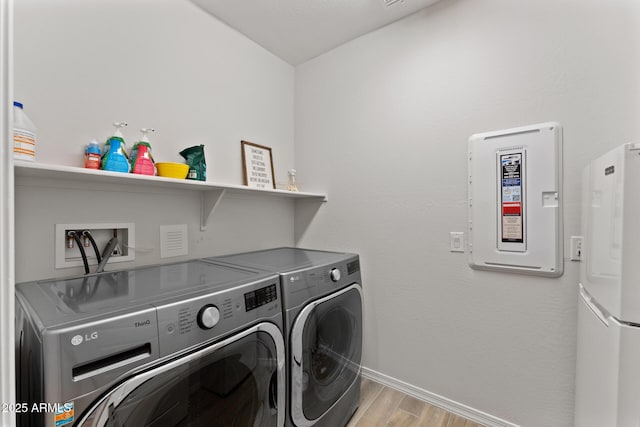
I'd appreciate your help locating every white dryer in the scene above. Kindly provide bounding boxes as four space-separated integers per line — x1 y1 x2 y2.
211 248 363 427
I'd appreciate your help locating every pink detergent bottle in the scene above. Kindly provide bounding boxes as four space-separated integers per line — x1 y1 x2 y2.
130 128 156 176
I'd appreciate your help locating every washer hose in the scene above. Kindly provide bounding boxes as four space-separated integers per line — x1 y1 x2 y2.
82 230 102 264
69 231 89 275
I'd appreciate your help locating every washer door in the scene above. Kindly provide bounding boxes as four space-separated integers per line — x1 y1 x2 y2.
77 322 285 427
290 284 363 426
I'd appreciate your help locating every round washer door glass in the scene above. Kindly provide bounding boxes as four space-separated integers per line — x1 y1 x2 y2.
78 327 283 427
301 286 362 420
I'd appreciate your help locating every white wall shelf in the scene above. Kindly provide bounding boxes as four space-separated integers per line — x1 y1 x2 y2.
15 161 327 230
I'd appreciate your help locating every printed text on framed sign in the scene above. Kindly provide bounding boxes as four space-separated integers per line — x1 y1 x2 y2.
241 140 275 189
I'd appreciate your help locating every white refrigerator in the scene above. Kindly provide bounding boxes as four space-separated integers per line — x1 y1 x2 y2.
575 143 640 427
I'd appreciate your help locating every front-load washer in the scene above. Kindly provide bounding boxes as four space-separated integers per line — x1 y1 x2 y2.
210 248 363 427
15 259 285 427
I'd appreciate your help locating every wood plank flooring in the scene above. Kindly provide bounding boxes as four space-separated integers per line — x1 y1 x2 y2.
346 377 485 427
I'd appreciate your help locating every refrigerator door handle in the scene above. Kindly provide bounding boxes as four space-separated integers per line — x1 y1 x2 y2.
580 286 610 327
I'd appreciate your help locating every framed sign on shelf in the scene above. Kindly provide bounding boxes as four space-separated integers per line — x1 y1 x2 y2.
241 140 275 189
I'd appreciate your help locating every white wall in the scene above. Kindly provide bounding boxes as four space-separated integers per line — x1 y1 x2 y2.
12 0 640 424
295 0 640 426
14 0 297 281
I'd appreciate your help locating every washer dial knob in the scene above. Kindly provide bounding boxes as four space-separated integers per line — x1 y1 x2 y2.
197 305 220 330
330 268 341 282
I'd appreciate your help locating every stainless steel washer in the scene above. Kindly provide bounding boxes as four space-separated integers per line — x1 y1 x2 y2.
210 248 363 427
15 260 285 427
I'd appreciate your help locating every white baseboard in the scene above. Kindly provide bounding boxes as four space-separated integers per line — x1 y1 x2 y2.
360 366 520 427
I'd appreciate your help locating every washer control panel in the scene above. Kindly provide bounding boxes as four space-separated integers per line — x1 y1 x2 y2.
197 304 220 329
244 283 277 312
156 275 280 357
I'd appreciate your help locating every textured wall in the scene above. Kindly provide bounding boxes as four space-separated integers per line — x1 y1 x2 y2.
294 0 640 425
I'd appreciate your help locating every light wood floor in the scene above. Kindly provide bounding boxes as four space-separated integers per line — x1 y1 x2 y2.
346 377 486 427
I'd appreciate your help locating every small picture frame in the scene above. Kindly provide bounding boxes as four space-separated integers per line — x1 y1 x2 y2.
241 140 276 189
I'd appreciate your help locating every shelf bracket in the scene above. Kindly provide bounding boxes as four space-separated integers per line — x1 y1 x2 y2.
200 189 226 231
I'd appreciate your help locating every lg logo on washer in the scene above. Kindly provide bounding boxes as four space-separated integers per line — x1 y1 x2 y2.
71 331 99 346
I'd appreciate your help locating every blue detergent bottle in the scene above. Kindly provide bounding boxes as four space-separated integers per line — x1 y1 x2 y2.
101 122 130 173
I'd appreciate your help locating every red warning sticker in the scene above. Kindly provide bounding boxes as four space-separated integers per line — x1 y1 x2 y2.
502 202 521 216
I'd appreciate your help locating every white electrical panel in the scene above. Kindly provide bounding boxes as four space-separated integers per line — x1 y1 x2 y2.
467 122 563 276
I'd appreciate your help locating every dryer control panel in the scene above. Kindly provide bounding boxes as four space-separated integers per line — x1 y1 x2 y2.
280 255 362 310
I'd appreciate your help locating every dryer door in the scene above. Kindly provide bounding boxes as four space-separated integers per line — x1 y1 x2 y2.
290 284 363 426
76 322 285 427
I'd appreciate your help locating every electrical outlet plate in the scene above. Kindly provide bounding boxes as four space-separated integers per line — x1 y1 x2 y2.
570 235 584 261
450 232 465 253
55 223 135 269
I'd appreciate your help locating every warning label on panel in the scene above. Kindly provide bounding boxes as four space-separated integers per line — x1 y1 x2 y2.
500 153 523 243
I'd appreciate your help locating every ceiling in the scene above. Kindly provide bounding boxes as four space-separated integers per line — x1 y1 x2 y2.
191 0 441 65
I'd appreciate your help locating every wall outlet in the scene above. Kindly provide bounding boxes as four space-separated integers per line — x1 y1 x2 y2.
450 232 465 253
570 236 584 261
55 223 135 269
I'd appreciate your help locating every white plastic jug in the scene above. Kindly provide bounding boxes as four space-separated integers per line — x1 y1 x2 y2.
13 101 36 161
